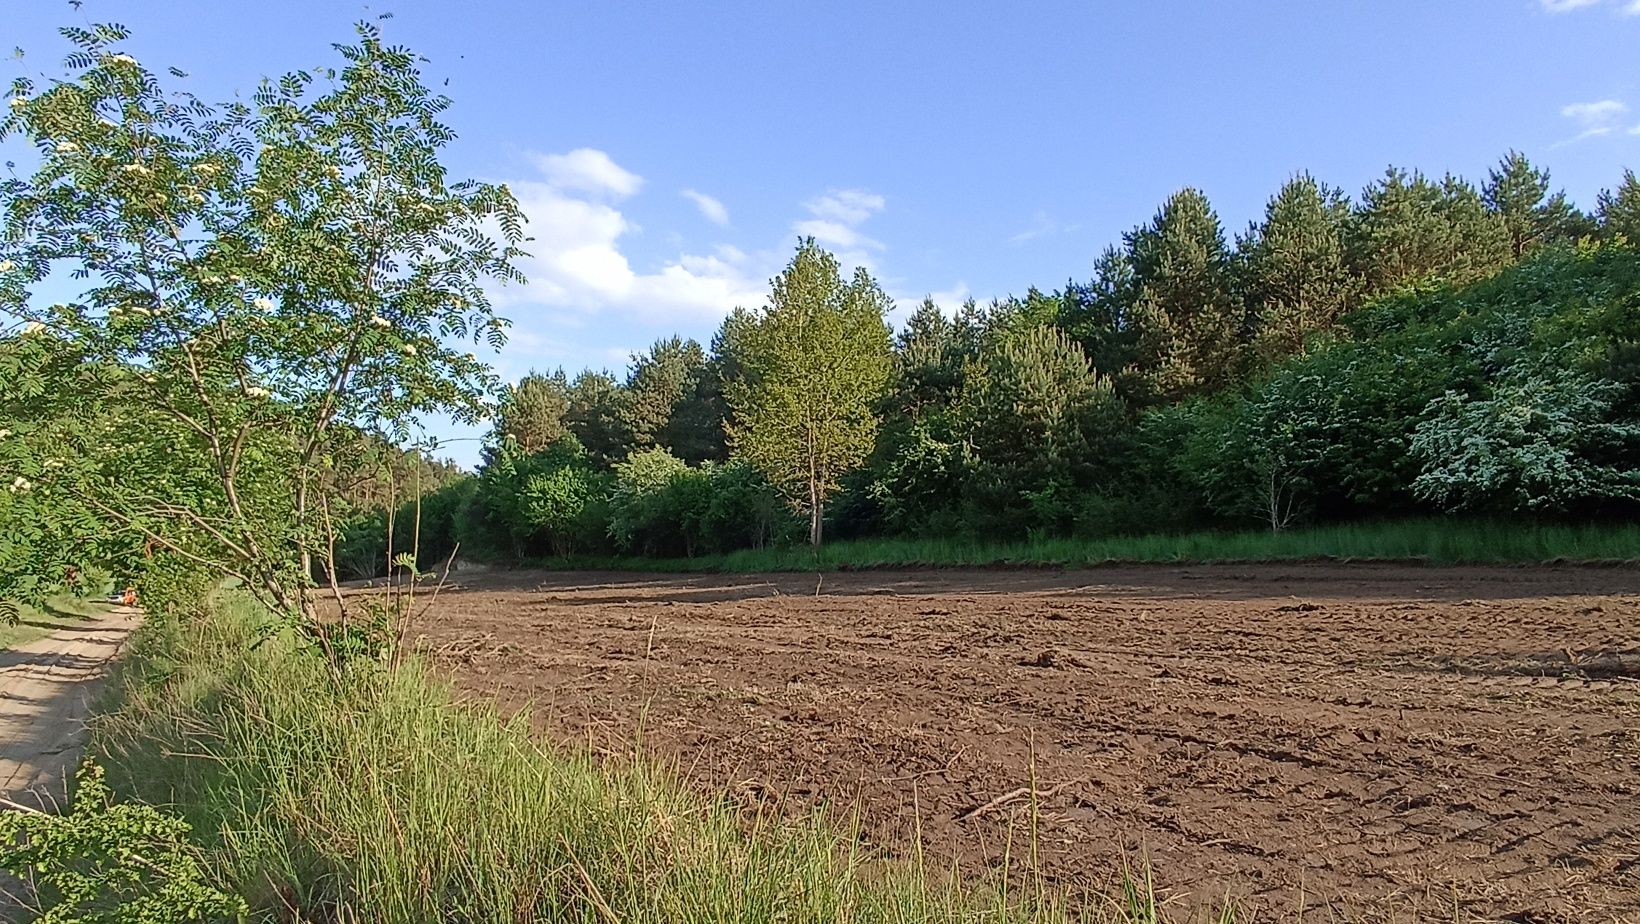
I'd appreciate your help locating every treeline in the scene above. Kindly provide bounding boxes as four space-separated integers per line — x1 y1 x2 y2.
345 156 1640 572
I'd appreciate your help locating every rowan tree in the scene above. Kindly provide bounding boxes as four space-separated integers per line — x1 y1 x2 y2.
0 21 525 622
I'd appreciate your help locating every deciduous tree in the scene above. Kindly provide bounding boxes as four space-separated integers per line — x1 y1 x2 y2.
727 240 891 547
0 22 524 622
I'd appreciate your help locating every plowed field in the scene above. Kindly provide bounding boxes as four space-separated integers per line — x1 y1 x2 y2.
412 565 1640 921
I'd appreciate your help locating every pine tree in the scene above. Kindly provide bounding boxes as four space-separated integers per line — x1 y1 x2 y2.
961 325 1116 476
1123 188 1241 402
619 337 714 460
894 297 968 417
563 370 626 466
1598 169 1640 243
1484 151 1580 258
726 240 893 547
1349 167 1450 294
1434 173 1512 282
1059 247 1140 380
495 370 570 454
1236 173 1355 364
1350 167 1511 296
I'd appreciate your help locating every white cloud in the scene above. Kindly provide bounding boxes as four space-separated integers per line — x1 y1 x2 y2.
491 162 914 372
790 188 887 272
1562 99 1628 126
1556 99 1630 145
494 152 767 332
1630 123 1640 135
680 189 730 226
792 218 882 252
1006 210 1080 246
804 189 885 225
531 148 643 198
1541 0 1640 12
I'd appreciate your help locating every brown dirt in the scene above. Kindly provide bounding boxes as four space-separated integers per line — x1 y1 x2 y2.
410 565 1640 922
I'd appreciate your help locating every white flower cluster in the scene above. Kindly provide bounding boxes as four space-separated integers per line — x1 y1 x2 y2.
245 386 271 399
0 260 14 273
7 97 26 110
55 141 79 154
9 476 32 494
252 298 276 312
369 315 391 329
120 163 152 176
21 321 44 335
0 429 11 439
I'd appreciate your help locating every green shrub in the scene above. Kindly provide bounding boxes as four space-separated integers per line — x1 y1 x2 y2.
0 761 246 923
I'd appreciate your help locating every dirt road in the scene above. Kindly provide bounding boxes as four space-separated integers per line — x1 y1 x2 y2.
0 606 139 808
414 565 1640 922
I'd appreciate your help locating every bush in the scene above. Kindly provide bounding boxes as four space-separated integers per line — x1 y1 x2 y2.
0 761 246 922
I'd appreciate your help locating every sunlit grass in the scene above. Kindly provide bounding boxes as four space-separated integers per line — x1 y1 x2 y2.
0 595 105 651
536 518 1640 573
92 597 1098 923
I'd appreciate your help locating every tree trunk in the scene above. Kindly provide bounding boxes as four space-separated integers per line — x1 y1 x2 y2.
808 481 823 548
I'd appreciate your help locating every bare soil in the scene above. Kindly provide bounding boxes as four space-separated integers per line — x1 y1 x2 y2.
410 565 1640 922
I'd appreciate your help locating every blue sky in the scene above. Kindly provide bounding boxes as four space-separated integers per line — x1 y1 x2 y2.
9 0 1640 465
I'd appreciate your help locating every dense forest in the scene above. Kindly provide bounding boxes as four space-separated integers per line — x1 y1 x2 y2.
352 156 1640 573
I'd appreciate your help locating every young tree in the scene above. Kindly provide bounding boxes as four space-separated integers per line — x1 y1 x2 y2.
960 324 1120 483
727 240 891 547
1484 151 1581 259
0 22 524 622
1236 173 1355 363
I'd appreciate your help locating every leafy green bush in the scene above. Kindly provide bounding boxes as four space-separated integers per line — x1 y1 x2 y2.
0 761 246 923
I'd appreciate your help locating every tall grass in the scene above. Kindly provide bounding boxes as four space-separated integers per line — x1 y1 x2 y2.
91 596 1103 923
542 518 1640 573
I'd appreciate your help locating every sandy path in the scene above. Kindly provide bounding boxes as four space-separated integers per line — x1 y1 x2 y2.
0 605 139 919
0 606 140 809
